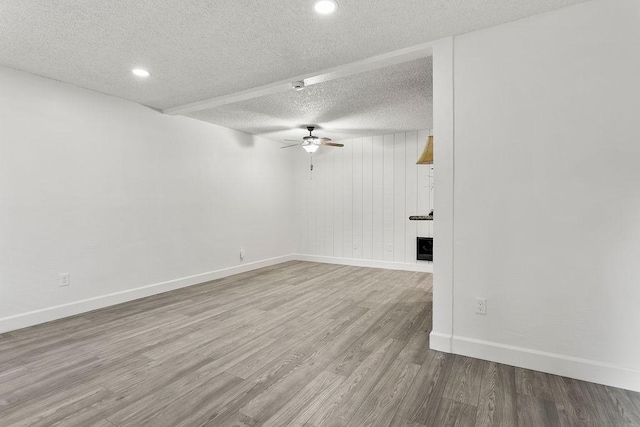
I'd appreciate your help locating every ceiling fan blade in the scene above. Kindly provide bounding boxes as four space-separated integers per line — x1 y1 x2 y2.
319 137 332 142
284 139 300 142
321 142 344 147
281 143 301 149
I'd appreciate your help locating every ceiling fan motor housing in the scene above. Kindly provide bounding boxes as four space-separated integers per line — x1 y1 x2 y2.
303 127 319 144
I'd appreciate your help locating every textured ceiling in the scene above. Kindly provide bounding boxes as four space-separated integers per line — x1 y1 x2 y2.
0 0 590 111
187 57 433 143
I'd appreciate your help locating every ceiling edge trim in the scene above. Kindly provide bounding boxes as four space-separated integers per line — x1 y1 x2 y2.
162 41 433 116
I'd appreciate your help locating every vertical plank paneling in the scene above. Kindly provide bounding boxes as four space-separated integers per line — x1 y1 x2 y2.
417 130 430 239
428 131 434 238
333 147 343 257
362 137 373 259
308 151 317 255
393 133 406 263
295 130 430 266
372 135 384 260
352 138 363 258
297 151 308 254
314 152 324 255
342 139 354 259
383 134 395 262
405 131 418 263
324 150 334 257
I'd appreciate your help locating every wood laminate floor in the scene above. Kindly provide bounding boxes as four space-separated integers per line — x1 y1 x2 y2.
1 261 639 426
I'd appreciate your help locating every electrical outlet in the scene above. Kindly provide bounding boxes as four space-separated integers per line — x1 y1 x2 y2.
59 273 70 287
239 247 245 261
475 298 487 314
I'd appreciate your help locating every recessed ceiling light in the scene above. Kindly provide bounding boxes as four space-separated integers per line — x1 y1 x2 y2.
131 68 151 78
313 0 337 15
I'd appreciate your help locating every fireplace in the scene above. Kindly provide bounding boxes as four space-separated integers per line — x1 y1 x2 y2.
417 237 433 261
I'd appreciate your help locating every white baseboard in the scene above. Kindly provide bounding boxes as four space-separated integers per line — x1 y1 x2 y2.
429 331 453 352
294 254 433 273
0 255 294 334
0 254 428 334
452 335 640 393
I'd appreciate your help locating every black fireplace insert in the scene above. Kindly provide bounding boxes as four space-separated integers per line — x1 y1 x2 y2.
417 237 433 261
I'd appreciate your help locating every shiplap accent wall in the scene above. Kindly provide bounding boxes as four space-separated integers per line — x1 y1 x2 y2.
294 130 433 270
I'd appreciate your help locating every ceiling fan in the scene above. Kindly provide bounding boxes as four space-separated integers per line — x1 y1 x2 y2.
281 126 344 153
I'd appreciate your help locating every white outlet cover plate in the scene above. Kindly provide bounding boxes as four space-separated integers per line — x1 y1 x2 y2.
59 273 70 287
475 298 487 314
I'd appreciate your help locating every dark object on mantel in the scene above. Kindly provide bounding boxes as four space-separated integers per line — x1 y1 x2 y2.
409 210 433 221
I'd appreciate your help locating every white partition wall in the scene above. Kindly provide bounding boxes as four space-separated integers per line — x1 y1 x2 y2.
430 0 640 392
430 37 455 353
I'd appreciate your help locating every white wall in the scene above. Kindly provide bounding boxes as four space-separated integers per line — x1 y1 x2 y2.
294 131 433 272
0 66 295 332
431 0 640 391
431 38 455 353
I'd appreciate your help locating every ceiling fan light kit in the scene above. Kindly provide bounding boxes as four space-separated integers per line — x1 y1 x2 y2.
303 143 319 153
280 126 344 153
